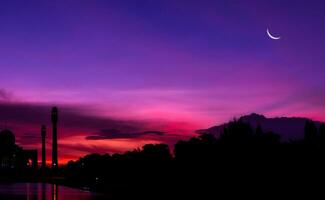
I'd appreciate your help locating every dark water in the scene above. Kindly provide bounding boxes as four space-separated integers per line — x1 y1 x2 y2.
0 183 103 200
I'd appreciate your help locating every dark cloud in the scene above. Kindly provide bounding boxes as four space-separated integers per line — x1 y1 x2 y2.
0 102 56 124
20 133 41 139
15 133 46 147
59 143 122 155
85 129 165 140
0 101 149 138
0 89 12 100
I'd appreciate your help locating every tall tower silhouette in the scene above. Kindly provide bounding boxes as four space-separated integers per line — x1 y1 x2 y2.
41 125 46 168
51 107 58 169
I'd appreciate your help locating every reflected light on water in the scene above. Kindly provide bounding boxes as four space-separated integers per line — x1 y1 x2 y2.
0 183 102 200
52 184 57 200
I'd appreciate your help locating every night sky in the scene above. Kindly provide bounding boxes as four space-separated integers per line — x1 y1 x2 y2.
0 0 325 163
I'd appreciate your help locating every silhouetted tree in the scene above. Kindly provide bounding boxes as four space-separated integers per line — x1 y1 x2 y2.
141 144 172 161
320 123 325 146
261 131 281 145
304 120 318 145
256 124 263 136
220 119 254 145
174 134 218 162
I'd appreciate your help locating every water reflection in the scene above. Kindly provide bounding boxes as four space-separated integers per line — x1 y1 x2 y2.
42 183 46 200
51 184 57 200
0 183 102 200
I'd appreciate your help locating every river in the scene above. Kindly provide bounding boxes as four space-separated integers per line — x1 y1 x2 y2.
0 183 104 200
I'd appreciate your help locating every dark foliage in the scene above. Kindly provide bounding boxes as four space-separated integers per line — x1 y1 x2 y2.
2 119 325 198
57 119 325 198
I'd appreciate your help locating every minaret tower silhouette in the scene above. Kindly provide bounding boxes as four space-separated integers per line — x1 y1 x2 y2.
51 107 58 169
41 125 46 168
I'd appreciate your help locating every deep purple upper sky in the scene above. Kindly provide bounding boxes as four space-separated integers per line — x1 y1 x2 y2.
0 0 325 162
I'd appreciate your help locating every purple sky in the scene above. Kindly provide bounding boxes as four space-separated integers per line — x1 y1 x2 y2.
0 0 325 162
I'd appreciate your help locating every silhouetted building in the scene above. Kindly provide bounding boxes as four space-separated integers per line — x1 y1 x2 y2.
0 129 37 169
41 125 46 168
51 107 58 169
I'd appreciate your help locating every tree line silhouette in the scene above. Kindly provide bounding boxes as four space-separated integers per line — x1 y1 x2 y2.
0 118 323 197
59 119 325 198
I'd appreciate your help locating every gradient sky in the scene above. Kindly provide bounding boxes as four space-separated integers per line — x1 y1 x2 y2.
0 0 325 163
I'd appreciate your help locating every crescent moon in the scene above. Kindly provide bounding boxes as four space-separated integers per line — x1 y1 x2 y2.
266 28 281 40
